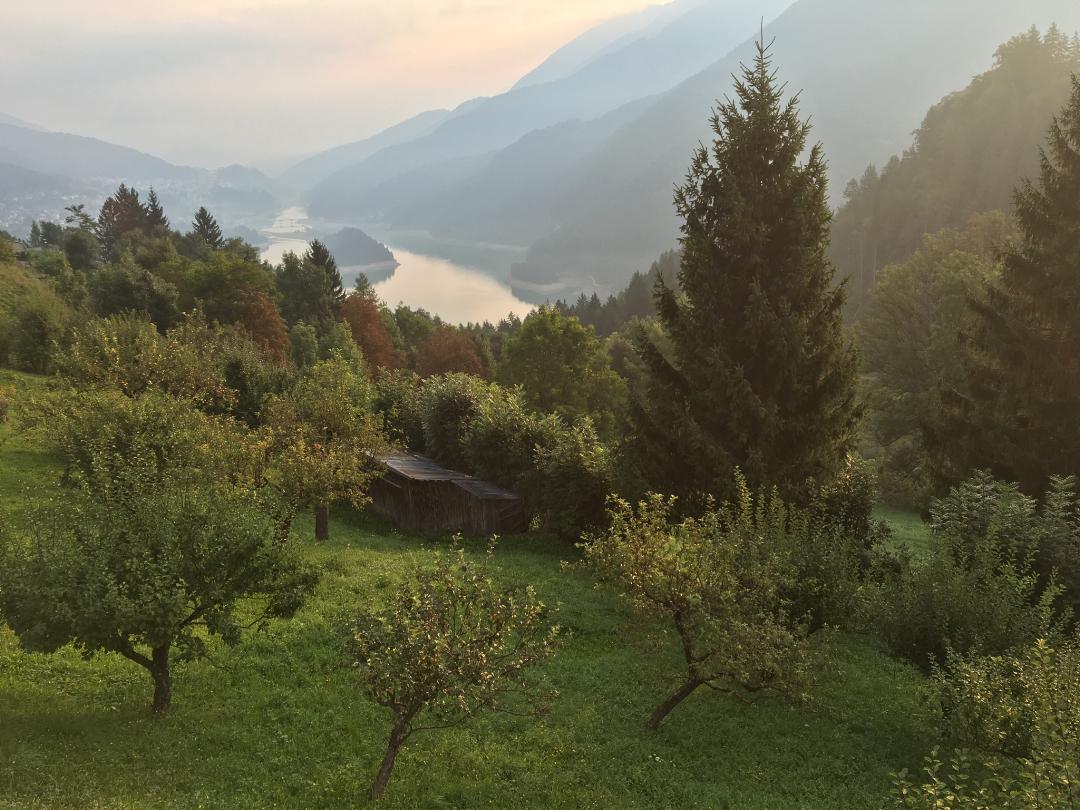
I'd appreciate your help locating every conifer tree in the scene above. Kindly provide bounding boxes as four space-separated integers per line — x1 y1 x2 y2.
304 239 345 308
97 184 148 261
929 77 1080 494
145 188 169 230
632 39 860 501
191 206 224 249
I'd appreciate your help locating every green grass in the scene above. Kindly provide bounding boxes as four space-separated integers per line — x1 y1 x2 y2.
0 382 937 808
874 505 933 556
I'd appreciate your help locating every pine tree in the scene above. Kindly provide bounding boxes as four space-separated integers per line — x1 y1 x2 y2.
191 206 224 249
29 221 42 248
929 77 1080 494
145 188 169 230
632 38 860 502
96 183 148 260
304 239 345 307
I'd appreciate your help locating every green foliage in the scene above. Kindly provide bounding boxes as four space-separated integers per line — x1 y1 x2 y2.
89 259 180 330
858 213 1016 510
866 474 1064 671
929 471 1080 612
633 41 859 503
0 281 75 373
419 373 491 471
275 251 337 326
351 544 560 799
373 369 427 450
0 472 317 713
498 306 627 438
930 73 1080 495
288 320 319 369
262 355 388 539
528 418 615 537
893 636 1080 809
17 386 266 497
583 479 810 729
57 312 236 411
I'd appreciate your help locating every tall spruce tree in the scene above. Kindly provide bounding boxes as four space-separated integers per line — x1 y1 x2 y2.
928 77 1080 494
632 39 860 501
145 188 169 230
192 206 224 249
304 239 345 308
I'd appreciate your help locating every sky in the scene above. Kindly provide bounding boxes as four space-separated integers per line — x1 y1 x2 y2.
2 0 655 169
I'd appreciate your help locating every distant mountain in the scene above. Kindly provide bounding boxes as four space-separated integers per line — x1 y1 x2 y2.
388 95 659 246
509 0 1080 300
0 122 195 182
512 2 687 90
307 0 792 221
282 107 471 192
0 113 43 131
0 162 74 195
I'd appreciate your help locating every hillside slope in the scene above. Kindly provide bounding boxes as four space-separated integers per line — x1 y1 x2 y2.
832 28 1080 311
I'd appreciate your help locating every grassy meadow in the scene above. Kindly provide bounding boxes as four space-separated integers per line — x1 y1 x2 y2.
0 372 938 809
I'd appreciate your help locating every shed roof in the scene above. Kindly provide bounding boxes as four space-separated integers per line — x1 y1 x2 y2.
380 453 521 501
381 453 472 482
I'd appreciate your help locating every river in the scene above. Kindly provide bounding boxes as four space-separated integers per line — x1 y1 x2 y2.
260 207 534 325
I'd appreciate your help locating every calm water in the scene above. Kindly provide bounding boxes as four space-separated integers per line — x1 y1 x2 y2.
260 207 534 325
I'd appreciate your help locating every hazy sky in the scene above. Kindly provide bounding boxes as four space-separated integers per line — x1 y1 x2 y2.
1 0 656 168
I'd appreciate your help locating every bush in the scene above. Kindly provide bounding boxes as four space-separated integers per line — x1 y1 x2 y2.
893 635 1080 808
4 284 75 373
931 471 1080 609
815 453 881 543
867 528 1058 672
530 418 615 537
373 369 427 451
419 373 492 471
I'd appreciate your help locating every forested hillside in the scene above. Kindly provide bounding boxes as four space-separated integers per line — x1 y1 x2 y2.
835 27 1080 312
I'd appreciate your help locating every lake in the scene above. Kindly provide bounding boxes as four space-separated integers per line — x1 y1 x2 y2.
260 207 535 325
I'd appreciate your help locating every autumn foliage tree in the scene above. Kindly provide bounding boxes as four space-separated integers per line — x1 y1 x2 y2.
340 293 403 370
235 286 289 363
350 545 561 800
416 326 484 377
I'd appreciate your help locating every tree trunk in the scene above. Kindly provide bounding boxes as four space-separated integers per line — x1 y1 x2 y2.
646 679 701 730
150 644 172 714
370 721 409 801
315 503 330 542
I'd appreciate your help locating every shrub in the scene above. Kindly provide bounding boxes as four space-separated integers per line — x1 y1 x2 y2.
866 528 1057 672
816 453 880 543
893 635 1080 808
373 369 427 451
530 418 615 537
350 545 560 799
419 373 491 471
5 284 74 373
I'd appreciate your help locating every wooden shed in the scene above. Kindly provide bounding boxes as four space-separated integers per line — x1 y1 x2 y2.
370 453 527 536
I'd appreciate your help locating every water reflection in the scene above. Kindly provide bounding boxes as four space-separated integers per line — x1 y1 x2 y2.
259 208 534 325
